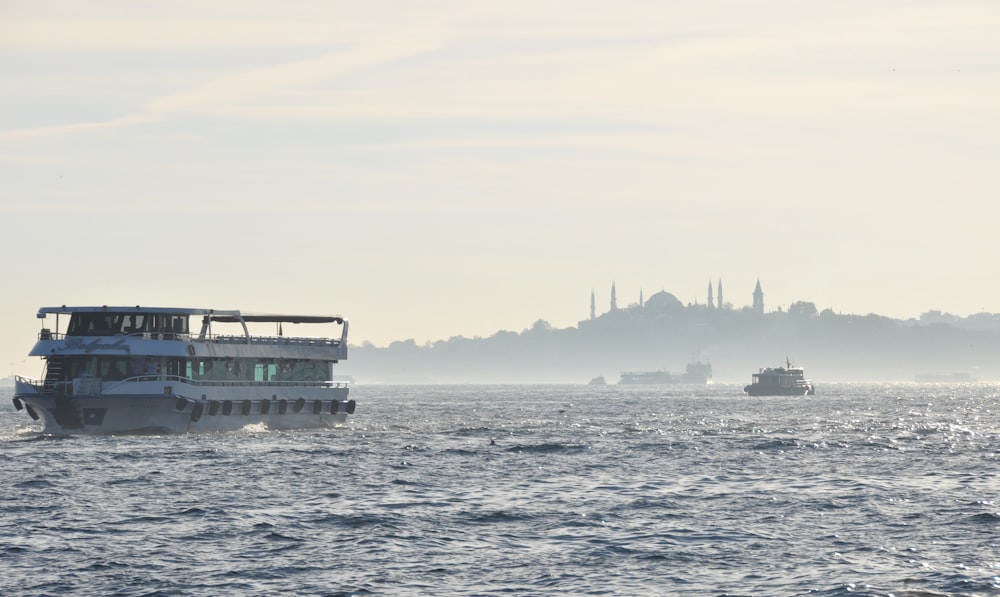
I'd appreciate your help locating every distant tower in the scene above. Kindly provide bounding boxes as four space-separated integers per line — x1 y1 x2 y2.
639 289 644 308
753 279 764 313
590 290 596 320
707 280 714 309
718 279 724 310
611 282 618 312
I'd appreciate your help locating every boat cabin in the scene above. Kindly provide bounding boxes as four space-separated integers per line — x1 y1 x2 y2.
31 306 348 393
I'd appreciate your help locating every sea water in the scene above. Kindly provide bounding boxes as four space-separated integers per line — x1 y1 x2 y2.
2 383 999 596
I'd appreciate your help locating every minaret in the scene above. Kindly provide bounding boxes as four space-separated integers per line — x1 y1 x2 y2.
590 290 596 320
610 282 618 312
707 280 714 309
639 289 644 308
753 279 764 313
718 279 724 310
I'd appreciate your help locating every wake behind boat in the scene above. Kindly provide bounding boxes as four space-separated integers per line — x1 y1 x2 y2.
12 305 355 435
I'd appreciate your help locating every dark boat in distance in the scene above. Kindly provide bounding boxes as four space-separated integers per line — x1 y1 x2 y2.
744 359 815 396
619 361 712 385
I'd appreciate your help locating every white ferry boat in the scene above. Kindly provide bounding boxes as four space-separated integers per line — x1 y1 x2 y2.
12 305 354 435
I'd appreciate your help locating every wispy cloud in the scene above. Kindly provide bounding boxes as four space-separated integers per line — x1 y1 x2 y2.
0 114 156 142
146 41 440 114
0 40 439 142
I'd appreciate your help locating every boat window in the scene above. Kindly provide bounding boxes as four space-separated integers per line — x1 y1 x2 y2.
66 312 186 336
169 315 188 334
98 357 129 381
121 314 145 335
317 361 332 381
196 359 215 380
67 313 126 336
189 359 252 382
175 357 334 383
50 356 95 380
225 359 250 380
166 358 185 377
128 357 160 375
276 360 293 381
147 314 189 338
74 358 95 378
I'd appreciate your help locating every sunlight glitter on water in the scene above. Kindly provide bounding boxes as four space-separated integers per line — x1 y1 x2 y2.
2 384 1000 596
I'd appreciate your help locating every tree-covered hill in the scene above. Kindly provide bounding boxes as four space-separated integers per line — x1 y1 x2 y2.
340 302 1000 384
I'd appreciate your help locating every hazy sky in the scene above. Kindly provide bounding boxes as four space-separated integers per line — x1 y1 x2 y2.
2 1 999 377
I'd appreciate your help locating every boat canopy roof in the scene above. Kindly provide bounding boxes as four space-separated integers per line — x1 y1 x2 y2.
36 306 343 324
210 314 344 324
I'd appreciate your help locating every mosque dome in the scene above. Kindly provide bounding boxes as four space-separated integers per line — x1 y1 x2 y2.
645 290 683 310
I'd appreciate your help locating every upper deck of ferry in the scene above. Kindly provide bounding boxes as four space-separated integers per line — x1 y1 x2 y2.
31 306 348 358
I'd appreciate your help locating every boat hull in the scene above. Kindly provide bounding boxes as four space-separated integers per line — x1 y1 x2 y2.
13 387 352 435
743 384 815 396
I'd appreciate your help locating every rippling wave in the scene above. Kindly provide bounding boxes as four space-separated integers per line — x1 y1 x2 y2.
3 383 1000 596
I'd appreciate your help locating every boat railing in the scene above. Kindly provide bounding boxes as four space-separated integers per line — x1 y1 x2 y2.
38 330 194 341
104 374 349 391
14 375 43 391
209 335 341 347
14 375 72 394
35 330 342 346
14 374 348 394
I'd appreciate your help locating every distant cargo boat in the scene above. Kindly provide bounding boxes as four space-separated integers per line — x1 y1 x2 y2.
744 359 815 396
914 372 977 383
619 370 674 385
619 361 712 385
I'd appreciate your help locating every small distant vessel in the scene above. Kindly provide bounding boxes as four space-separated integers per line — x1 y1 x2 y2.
744 359 815 396
679 361 713 385
914 372 977 383
12 305 355 435
588 376 607 385
619 361 712 385
619 370 674 385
